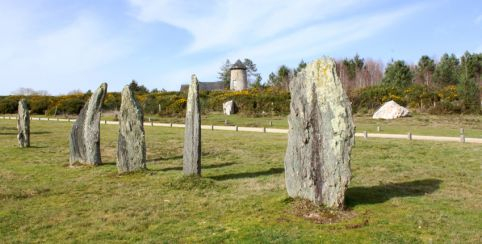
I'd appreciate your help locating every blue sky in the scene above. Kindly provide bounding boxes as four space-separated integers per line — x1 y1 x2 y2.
0 0 481 95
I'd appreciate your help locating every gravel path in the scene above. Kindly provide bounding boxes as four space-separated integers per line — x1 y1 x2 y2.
2 116 481 144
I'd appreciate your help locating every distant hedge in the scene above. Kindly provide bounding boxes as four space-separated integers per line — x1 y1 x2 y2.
1 84 479 116
0 88 291 116
349 84 481 114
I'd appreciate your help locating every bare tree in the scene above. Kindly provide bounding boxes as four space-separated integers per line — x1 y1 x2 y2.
11 88 50 96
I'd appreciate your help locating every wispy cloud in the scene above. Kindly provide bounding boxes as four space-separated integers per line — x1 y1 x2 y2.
0 0 426 93
128 0 375 53
227 5 422 62
128 0 423 85
7 15 130 74
0 3 132 94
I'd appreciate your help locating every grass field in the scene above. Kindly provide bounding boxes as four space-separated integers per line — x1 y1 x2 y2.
0 120 481 243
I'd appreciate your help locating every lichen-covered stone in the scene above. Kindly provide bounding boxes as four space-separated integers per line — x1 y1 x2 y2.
284 57 355 209
17 99 30 148
223 100 237 115
183 75 201 176
69 83 107 165
117 85 146 173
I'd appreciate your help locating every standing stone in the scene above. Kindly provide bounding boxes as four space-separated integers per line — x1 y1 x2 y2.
284 57 355 209
17 99 30 147
183 75 201 176
223 100 237 115
117 85 146 173
69 83 107 166
372 100 410 119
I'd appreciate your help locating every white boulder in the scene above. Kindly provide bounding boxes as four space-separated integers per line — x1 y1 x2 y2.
373 100 410 119
223 100 237 115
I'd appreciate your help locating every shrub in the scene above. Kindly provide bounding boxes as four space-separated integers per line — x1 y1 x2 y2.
28 96 51 114
57 96 86 115
457 78 481 114
0 96 20 114
350 85 403 112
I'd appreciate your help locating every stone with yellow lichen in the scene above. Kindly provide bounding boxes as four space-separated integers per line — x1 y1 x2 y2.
284 57 355 209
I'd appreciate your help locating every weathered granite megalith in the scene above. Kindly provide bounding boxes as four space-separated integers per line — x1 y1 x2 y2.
372 100 410 119
183 75 201 176
17 99 30 148
69 83 107 166
223 100 237 115
116 85 146 173
284 57 355 208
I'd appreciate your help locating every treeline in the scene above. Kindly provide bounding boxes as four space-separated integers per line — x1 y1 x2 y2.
349 52 481 114
1 52 480 115
266 52 481 114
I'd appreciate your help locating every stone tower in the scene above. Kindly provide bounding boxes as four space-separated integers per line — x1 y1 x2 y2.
230 60 247 91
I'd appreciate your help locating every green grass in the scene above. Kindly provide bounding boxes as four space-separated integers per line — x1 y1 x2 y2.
1 120 481 243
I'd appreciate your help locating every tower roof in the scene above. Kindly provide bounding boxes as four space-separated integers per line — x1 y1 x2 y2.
230 59 247 70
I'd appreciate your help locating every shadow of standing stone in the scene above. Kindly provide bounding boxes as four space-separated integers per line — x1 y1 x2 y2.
284 57 355 209
116 85 146 173
183 74 201 176
17 99 30 147
69 83 107 166
345 179 442 207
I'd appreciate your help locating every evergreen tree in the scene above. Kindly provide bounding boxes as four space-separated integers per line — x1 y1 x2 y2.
416 55 435 85
342 54 364 80
458 51 481 113
457 77 480 113
249 74 264 89
217 59 232 89
267 72 278 86
277 65 291 90
128 80 149 94
382 60 413 88
433 53 460 86
294 59 307 75
460 51 482 81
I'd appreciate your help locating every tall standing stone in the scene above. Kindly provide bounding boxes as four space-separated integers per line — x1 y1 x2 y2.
183 75 201 176
69 83 107 166
17 99 30 148
284 57 355 208
116 85 146 173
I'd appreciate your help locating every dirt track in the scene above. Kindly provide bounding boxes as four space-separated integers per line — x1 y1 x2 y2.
2 116 481 144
